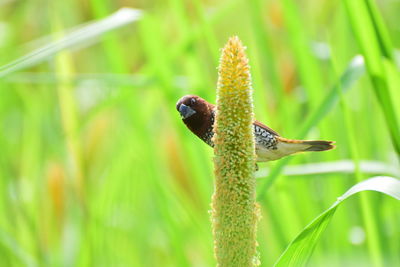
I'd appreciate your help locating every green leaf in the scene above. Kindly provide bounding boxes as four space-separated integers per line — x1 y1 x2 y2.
343 0 400 157
0 8 142 79
274 176 400 267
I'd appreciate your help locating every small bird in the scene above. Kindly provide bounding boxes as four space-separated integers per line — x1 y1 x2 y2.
176 95 334 162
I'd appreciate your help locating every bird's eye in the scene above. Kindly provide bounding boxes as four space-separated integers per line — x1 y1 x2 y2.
190 98 196 105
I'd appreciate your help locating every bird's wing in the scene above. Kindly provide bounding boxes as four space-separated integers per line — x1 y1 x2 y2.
254 120 280 136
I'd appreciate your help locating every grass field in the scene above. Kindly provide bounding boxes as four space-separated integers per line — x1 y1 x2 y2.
1 0 400 266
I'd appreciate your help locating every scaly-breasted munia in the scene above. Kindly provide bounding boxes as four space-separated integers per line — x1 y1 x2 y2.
176 95 334 162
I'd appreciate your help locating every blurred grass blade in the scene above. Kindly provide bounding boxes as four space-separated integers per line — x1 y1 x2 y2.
296 56 365 138
257 56 365 198
281 0 323 107
0 8 142 78
257 160 400 178
0 229 37 267
364 0 394 60
343 0 400 157
274 176 400 267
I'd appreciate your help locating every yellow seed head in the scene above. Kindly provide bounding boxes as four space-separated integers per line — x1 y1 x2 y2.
212 36 259 267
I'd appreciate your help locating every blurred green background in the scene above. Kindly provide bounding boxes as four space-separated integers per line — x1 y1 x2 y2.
1 0 400 266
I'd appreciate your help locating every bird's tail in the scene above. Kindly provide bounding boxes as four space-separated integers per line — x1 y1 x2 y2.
277 137 335 153
301 140 335 151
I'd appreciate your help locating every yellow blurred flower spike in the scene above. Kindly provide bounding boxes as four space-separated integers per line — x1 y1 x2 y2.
212 36 260 267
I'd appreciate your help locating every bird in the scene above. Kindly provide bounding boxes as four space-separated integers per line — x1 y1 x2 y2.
176 95 334 163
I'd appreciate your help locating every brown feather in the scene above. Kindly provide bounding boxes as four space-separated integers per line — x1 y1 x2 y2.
277 136 335 151
254 120 280 136
176 95 215 145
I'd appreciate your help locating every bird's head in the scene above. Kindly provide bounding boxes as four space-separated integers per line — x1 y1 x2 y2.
176 95 210 120
176 95 215 139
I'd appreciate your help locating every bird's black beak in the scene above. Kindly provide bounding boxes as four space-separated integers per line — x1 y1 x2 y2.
178 104 196 119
